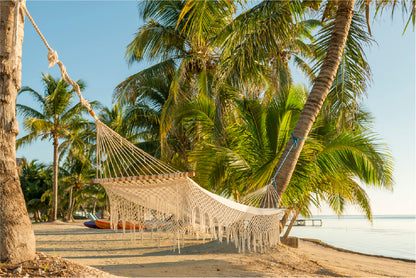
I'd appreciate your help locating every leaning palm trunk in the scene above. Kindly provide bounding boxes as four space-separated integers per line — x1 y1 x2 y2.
265 0 356 207
282 209 299 239
0 0 36 263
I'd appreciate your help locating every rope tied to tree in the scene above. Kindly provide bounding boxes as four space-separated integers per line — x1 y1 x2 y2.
270 133 307 208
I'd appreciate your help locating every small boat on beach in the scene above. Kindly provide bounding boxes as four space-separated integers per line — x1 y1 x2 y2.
94 219 147 230
83 220 99 229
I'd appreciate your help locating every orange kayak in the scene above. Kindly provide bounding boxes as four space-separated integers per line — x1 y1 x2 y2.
94 220 147 230
124 221 147 230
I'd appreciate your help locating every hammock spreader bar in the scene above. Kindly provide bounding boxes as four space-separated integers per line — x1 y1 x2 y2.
91 172 195 184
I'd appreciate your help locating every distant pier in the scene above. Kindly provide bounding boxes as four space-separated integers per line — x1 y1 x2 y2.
293 219 322 226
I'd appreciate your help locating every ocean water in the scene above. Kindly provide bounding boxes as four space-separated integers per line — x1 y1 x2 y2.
288 215 415 260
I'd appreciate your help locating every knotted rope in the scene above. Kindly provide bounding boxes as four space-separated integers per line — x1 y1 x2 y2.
20 2 99 121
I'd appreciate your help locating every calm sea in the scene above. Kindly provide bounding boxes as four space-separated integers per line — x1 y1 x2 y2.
289 215 415 260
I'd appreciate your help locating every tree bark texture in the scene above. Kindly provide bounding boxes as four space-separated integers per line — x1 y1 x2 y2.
35 210 41 222
0 0 36 263
279 210 290 233
282 209 299 239
66 186 74 222
266 0 356 207
51 135 58 221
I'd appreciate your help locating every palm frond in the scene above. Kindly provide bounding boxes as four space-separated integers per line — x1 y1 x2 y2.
126 19 186 64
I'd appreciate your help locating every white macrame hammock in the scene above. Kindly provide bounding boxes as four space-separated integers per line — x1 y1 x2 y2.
20 2 286 253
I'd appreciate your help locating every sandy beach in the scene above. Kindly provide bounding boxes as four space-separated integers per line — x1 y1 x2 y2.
33 221 415 277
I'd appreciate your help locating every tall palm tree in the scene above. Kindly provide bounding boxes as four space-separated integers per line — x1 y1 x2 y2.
217 1 367 208
0 0 36 263
118 0 236 160
16 73 95 221
272 0 414 207
266 0 356 207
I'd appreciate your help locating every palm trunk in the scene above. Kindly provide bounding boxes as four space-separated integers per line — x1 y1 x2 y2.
66 186 74 222
282 209 299 239
0 0 36 263
51 135 59 221
34 210 38 222
36 210 41 222
279 210 290 233
92 199 96 214
266 0 355 207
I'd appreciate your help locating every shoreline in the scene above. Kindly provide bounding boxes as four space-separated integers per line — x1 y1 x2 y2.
32 221 415 277
301 238 416 263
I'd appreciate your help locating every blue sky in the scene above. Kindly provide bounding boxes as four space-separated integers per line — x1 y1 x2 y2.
17 1 415 216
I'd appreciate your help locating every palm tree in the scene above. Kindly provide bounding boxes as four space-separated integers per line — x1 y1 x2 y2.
119 0 411 213
217 1 370 208
118 0 236 160
19 158 52 222
60 150 95 222
119 1 383 202
0 0 36 263
253 0 356 207
98 104 141 144
311 13 374 131
182 85 393 220
114 60 175 150
16 73 95 221
58 119 96 221
279 112 394 220
58 122 107 220
217 0 317 95
58 119 96 163
271 0 415 207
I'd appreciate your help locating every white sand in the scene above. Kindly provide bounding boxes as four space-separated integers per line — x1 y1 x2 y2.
33 221 415 277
